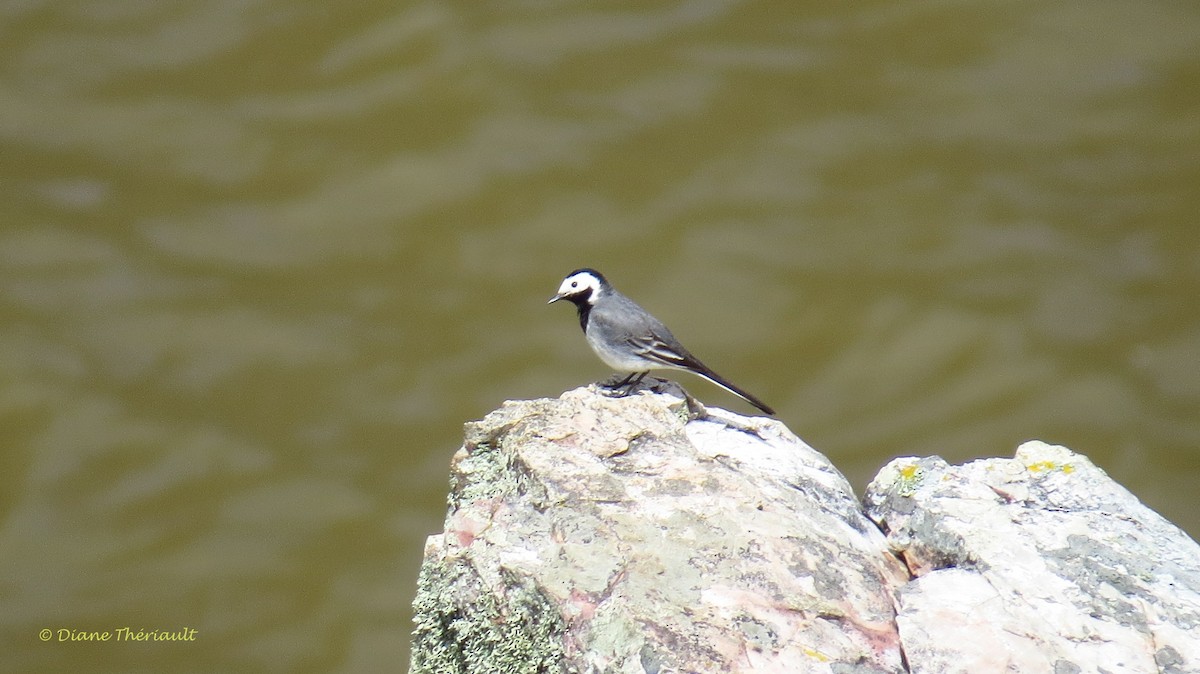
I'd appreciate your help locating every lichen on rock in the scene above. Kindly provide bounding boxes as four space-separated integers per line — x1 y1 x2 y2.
408 381 909 673
409 386 1200 674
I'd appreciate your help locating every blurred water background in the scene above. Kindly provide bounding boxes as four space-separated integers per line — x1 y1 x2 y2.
2 0 1198 671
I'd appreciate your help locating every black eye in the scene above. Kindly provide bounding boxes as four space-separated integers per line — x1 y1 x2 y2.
570 281 578 288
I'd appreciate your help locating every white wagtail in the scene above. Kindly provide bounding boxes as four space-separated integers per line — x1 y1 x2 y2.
549 268 775 415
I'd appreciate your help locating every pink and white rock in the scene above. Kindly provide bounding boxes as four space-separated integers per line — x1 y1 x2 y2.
410 381 908 673
408 384 1200 674
865 441 1200 674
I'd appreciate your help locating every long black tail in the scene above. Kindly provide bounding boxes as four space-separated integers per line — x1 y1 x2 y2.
689 364 775 416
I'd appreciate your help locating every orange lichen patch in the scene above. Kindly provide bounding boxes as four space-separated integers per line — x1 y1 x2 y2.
894 462 925 495
802 645 831 662
1026 461 1074 475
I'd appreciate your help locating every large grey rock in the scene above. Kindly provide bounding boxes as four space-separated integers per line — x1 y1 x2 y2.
409 385 1200 674
865 441 1200 674
409 382 909 673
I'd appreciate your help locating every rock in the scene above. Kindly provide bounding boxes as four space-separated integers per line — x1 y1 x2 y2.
865 441 1200 674
408 385 1200 674
408 381 910 673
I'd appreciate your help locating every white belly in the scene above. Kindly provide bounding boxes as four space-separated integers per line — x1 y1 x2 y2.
585 329 654 372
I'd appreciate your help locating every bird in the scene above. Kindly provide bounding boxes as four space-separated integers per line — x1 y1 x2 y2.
548 268 775 415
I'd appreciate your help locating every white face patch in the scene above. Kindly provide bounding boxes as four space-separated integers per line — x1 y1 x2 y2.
557 271 603 303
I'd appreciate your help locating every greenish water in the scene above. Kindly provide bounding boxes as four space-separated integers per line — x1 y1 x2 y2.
3 1 1198 671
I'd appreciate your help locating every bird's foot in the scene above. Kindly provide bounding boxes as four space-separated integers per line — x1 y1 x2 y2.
599 372 648 397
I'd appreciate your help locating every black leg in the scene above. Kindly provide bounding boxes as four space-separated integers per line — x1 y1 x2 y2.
620 371 649 396
601 372 649 397
602 372 636 391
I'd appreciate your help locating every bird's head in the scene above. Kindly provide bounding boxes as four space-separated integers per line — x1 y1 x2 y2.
548 268 607 306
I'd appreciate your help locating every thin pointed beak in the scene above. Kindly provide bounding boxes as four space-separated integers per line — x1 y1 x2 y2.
548 293 564 304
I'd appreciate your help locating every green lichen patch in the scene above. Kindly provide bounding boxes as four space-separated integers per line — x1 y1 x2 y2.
409 558 566 674
448 439 546 513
